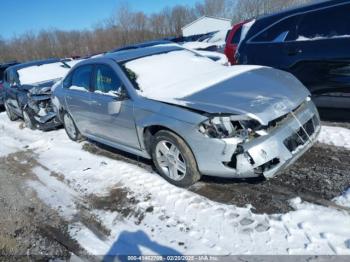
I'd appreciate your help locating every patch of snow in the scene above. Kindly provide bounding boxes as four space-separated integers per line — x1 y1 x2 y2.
69 86 89 92
203 30 228 45
181 41 218 50
318 126 350 150
193 50 229 65
1 112 350 256
334 189 350 208
239 19 255 45
18 61 72 85
125 49 262 101
297 35 350 41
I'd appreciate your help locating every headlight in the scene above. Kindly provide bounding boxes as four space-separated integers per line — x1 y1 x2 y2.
198 116 255 139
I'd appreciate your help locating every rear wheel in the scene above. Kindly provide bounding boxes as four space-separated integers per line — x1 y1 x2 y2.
151 130 201 187
4 101 19 121
63 112 82 141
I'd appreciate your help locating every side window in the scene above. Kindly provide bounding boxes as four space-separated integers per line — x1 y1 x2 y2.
231 26 242 44
94 65 122 95
70 65 93 91
252 16 299 43
7 70 17 86
63 73 72 89
297 4 350 40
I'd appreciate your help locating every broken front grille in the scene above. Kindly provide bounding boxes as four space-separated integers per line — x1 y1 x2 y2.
283 115 318 153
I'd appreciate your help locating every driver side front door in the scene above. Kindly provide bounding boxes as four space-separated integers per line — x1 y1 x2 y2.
88 64 140 149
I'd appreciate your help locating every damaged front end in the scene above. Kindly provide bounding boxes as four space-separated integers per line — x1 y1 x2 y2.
193 98 321 179
25 86 61 131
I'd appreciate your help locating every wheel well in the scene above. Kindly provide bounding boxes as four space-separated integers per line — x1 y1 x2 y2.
58 108 66 122
143 125 200 174
143 125 171 154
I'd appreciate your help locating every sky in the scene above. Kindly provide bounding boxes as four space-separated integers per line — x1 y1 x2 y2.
0 0 200 39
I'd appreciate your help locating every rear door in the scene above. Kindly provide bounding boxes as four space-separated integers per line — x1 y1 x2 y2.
64 65 94 134
88 63 140 149
243 15 301 69
290 2 350 108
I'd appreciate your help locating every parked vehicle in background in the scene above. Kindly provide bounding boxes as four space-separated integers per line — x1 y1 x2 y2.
3 59 79 130
181 30 229 54
236 0 350 112
0 61 18 107
111 40 229 65
224 21 249 65
53 44 320 187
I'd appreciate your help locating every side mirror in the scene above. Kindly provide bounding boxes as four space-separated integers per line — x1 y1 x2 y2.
112 86 128 100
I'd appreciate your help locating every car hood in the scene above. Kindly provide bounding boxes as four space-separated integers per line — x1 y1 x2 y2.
166 67 310 125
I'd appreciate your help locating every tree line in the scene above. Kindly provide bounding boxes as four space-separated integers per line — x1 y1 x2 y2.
0 0 312 63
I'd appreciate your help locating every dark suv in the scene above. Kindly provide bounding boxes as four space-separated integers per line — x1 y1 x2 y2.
236 0 350 114
0 61 18 107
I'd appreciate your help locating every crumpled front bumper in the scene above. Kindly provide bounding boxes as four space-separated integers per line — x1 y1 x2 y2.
191 100 320 178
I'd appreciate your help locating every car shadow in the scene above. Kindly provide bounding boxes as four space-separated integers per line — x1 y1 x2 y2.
103 230 183 262
199 175 266 185
84 139 267 186
84 139 155 170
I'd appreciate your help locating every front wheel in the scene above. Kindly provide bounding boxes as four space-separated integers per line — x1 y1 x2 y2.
151 130 201 187
63 112 82 141
23 108 36 130
4 101 19 121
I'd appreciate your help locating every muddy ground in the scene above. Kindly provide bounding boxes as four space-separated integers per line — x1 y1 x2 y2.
83 136 350 214
0 153 73 260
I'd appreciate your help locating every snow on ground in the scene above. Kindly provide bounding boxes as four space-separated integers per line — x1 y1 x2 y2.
318 126 350 150
334 189 350 208
1 112 350 256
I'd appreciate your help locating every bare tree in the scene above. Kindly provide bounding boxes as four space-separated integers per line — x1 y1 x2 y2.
0 0 315 63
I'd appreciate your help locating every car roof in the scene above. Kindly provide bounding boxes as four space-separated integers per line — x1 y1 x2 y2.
0 61 18 69
104 44 184 63
109 40 174 53
244 0 348 41
6 58 61 72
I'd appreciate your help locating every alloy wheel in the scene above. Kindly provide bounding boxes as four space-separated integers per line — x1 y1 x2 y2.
155 140 187 181
64 114 77 139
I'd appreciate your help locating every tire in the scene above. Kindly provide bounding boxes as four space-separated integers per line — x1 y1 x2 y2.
4 101 19 121
151 130 201 187
23 108 36 130
63 112 82 141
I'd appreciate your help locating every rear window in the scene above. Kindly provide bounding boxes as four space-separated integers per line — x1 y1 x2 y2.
252 16 299 42
231 27 243 44
297 4 350 40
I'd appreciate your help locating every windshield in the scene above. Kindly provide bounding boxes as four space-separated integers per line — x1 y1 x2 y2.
17 60 78 85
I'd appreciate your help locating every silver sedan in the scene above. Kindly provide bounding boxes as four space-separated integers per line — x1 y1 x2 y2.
52 45 320 187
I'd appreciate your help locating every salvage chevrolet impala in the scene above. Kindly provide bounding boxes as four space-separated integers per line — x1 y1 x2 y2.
52 45 320 187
